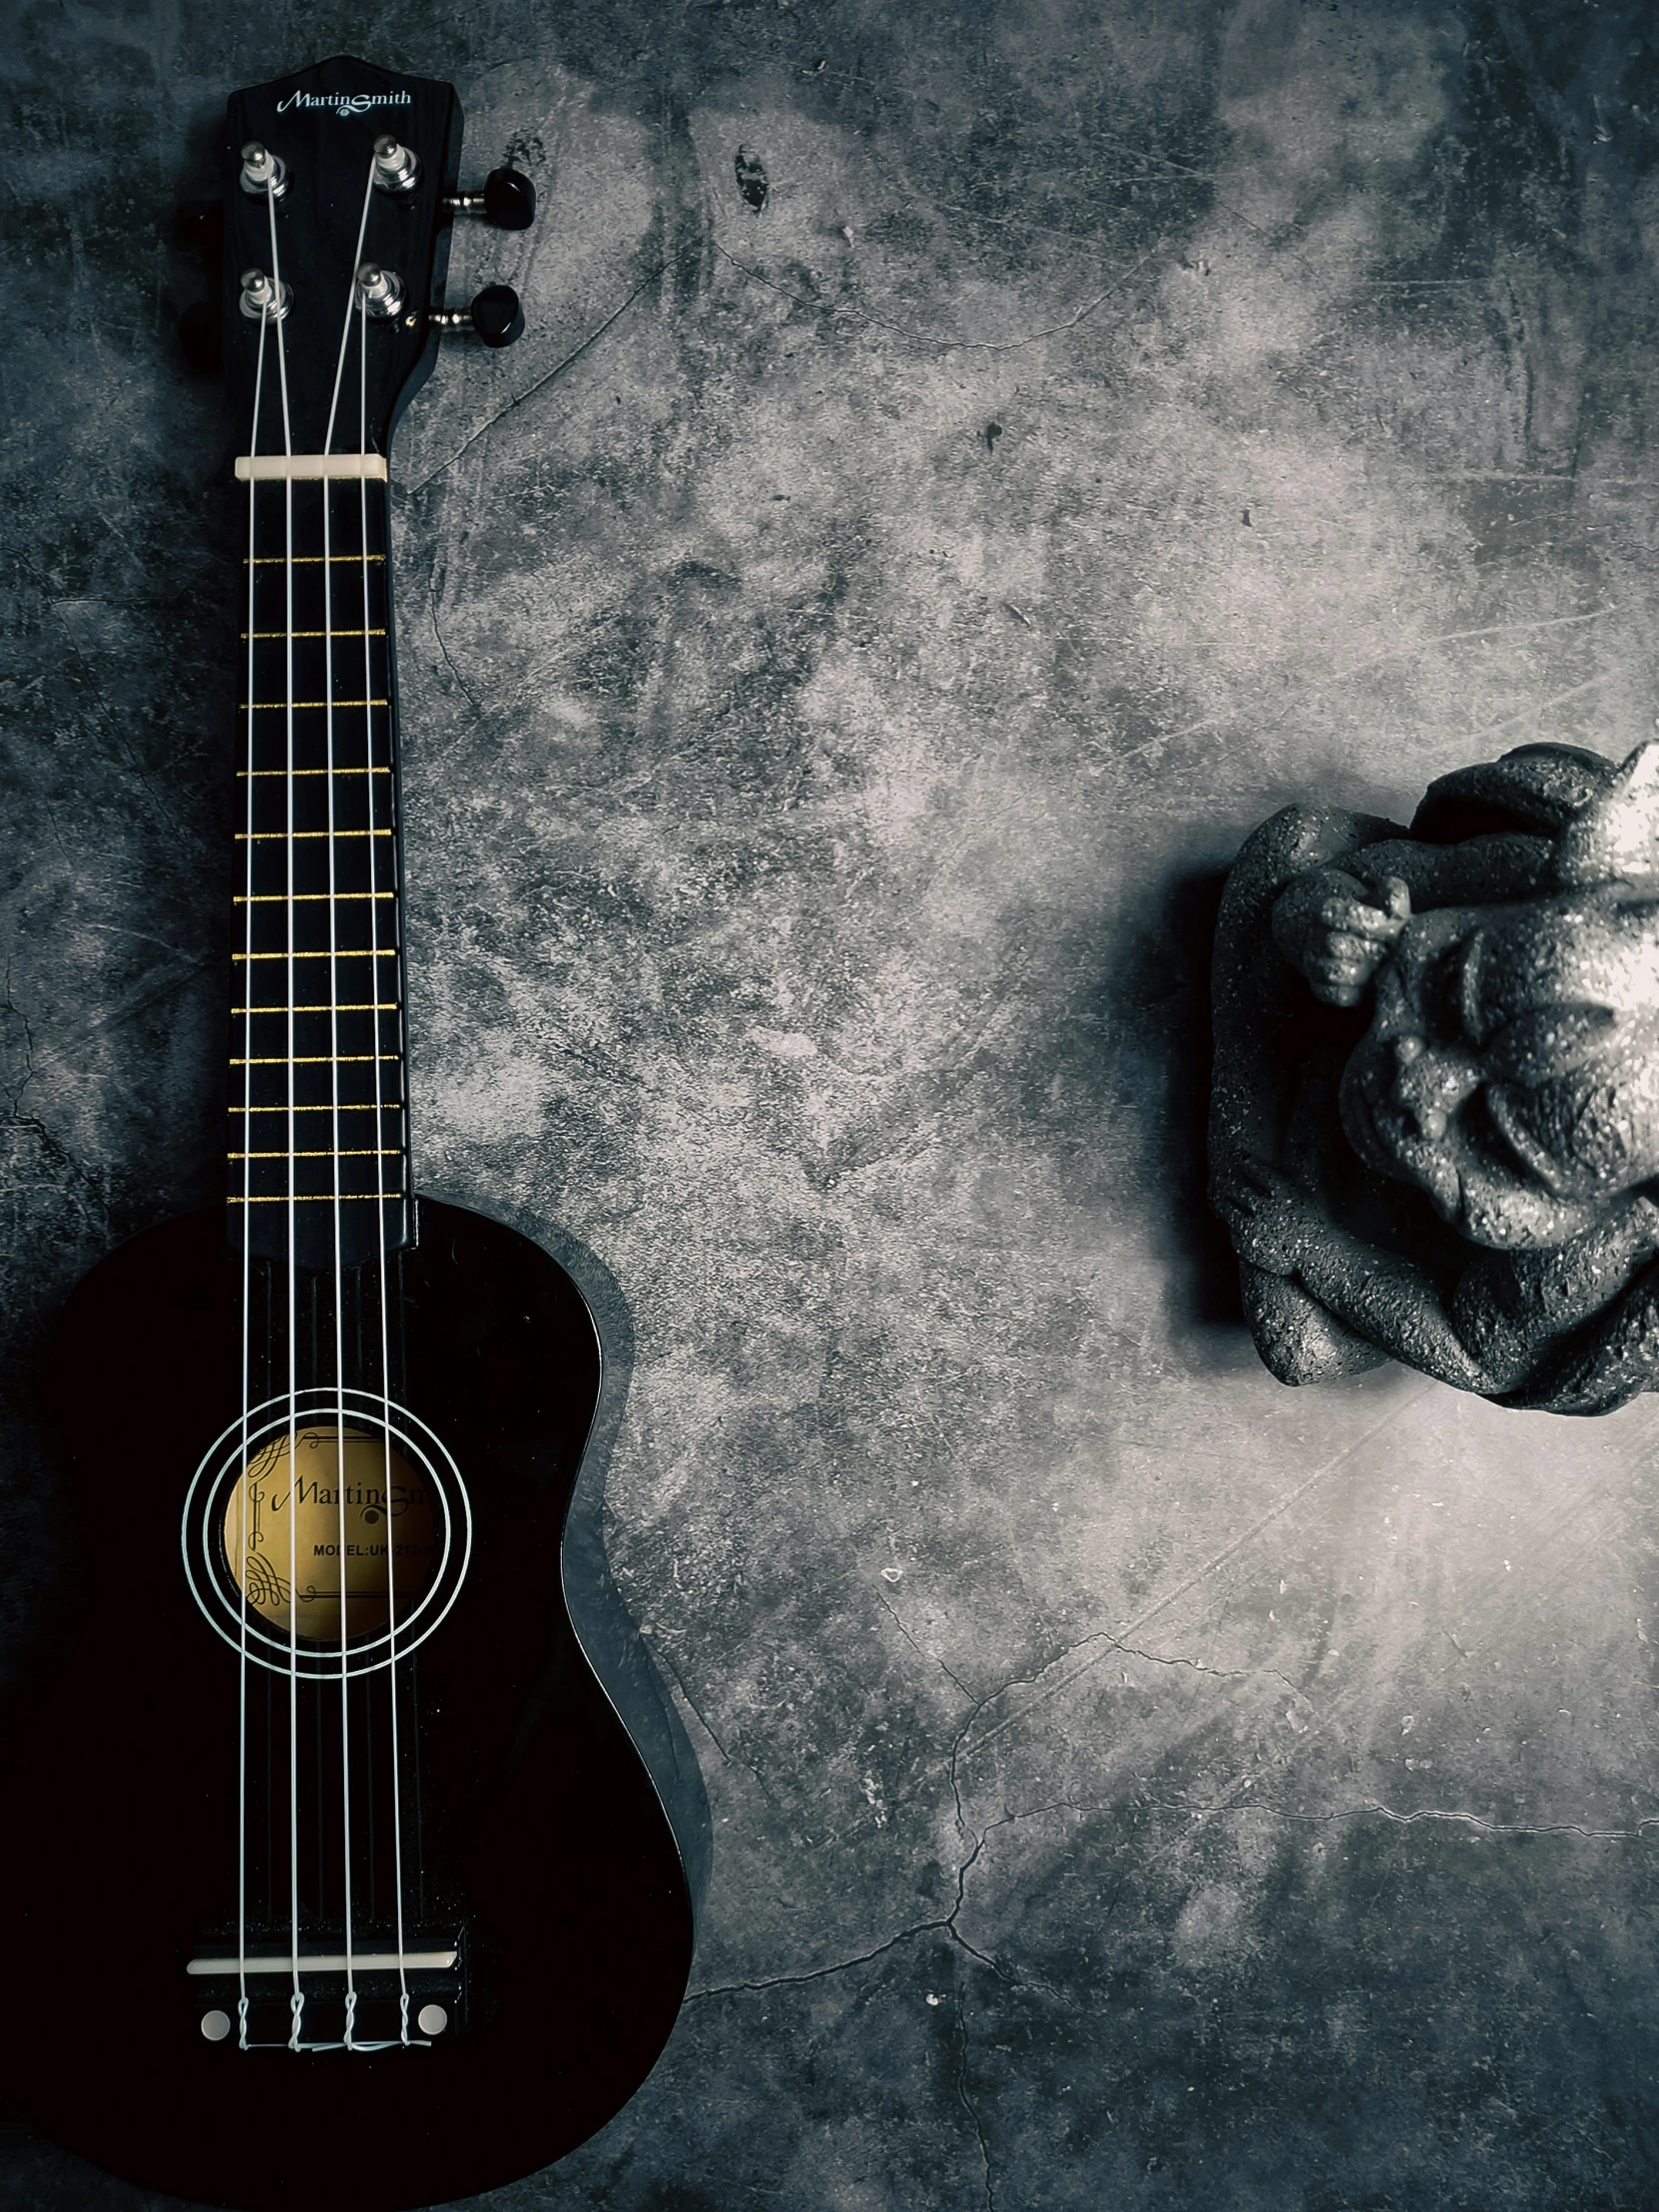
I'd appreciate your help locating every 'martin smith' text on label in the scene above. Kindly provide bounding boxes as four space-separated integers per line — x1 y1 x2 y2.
276 89 413 117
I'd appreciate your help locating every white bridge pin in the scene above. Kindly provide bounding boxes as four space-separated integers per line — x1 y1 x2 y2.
200 2009 232 2041
416 2003 447 2036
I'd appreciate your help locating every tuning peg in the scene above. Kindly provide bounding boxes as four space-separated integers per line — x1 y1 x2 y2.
373 136 421 197
239 142 289 202
444 167 536 231
433 282 525 349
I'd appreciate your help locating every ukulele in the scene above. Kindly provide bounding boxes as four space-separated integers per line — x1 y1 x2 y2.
1 55 699 2211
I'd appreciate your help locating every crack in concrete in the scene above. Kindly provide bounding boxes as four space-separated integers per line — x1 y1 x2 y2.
932 1625 1307 1867
803 1779 1642 2021
947 1385 1431 1783
405 269 665 497
687 1914 952 2002
428 599 482 720
11 954 210 1083
689 1804 1015 2006
876 1588 974 1703
1108 1629 1317 1715
947 1674 1031 1856
0 1105 113 1230
656 1647 790 1823
1151 1792 1659 1844
657 1647 737 1770
949 1983 997 2212
2 964 38 1116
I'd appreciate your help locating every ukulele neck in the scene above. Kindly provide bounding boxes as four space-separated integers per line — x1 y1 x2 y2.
228 463 411 1270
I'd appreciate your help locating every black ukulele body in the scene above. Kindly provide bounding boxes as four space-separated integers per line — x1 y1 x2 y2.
2 1197 694 2210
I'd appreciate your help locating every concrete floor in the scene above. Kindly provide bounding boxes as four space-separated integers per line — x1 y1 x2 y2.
7 0 1659 2204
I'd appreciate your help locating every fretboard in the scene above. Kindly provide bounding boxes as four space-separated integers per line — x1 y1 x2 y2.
229 473 410 1272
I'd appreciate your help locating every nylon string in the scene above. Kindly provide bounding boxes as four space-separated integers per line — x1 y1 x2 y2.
303 152 379 2051
324 164 378 457
360 283 415 2045
259 179 304 2055
318 172 377 2047
237 297 272 2055
236 156 416 2057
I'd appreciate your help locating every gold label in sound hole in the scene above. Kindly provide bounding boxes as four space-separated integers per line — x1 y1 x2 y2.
223 1425 437 1643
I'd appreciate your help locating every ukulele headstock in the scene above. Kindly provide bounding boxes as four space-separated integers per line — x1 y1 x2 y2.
221 56 466 456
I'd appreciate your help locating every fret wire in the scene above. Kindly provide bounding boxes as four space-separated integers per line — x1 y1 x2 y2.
229 1148 404 1159
230 1103 404 1112
234 473 408 1267
231 1194 401 1204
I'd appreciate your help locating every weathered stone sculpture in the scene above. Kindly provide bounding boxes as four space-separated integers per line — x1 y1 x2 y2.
1210 741 1659 1413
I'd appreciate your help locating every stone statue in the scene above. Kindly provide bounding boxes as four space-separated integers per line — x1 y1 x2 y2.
1210 740 1659 1413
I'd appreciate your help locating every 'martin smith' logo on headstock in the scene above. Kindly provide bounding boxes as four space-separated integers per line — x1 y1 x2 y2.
276 88 414 116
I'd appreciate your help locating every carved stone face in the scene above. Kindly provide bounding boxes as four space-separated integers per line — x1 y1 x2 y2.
1340 886 1659 1249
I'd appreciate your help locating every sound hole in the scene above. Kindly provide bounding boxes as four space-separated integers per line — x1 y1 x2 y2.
222 1423 437 1643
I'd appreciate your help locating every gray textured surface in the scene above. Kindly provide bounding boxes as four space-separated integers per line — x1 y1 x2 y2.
8 1 1659 2205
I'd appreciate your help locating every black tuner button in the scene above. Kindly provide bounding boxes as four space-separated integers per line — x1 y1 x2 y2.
434 284 525 348
470 282 525 347
444 166 536 231
483 167 536 230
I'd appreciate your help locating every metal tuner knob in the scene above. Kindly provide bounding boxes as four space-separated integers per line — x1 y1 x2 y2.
355 264 406 320
239 142 288 200
373 136 422 196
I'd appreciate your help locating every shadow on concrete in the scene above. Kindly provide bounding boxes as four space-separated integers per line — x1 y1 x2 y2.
435 1188 715 1924
1151 864 1246 1338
